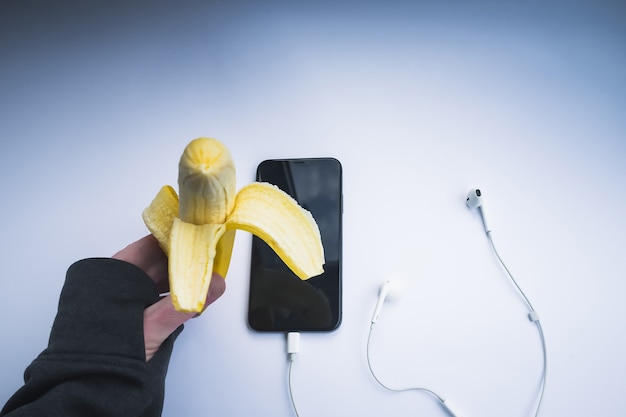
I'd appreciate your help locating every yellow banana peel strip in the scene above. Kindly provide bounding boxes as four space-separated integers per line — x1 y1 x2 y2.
225 182 324 279
142 185 178 255
142 137 325 313
169 219 225 313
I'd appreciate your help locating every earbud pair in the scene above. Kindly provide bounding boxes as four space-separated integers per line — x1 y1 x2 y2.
369 188 542 417
371 188 491 324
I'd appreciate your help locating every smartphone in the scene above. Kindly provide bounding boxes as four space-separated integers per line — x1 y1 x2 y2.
248 158 342 332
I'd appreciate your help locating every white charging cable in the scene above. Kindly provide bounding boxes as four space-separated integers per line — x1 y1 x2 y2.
287 332 302 417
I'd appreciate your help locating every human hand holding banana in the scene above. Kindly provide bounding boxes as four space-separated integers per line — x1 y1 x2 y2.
142 137 325 313
112 234 226 361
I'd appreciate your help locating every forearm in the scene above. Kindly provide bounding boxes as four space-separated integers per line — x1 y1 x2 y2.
1 258 182 417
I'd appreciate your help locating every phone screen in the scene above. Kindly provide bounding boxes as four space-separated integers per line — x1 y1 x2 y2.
248 158 342 332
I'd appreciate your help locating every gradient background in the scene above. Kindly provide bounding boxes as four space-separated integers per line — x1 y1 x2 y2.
1 1 624 416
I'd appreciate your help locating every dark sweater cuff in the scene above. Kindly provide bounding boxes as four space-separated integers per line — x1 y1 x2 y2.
46 258 160 360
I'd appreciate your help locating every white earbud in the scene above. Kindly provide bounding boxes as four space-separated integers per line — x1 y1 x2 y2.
466 188 492 234
371 279 402 324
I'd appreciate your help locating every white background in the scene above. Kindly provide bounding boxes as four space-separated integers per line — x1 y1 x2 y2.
1 1 624 416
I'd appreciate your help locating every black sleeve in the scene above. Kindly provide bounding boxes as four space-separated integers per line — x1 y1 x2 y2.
1 258 183 417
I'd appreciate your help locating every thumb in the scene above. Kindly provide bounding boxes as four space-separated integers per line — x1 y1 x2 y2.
144 273 226 361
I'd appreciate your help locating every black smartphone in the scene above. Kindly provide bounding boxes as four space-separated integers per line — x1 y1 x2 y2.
248 158 342 332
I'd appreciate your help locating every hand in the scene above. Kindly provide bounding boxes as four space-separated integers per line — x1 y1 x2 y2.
113 235 226 361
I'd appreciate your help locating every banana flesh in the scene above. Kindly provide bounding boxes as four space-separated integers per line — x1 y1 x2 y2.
177 137 236 225
142 137 325 313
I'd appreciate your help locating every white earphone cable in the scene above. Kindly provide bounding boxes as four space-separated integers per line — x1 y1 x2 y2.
367 322 446 403
486 231 547 417
487 232 534 311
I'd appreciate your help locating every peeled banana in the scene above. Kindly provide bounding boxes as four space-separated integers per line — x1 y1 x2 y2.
142 137 325 313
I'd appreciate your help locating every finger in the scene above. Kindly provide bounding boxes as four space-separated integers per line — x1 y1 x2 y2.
143 273 226 361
